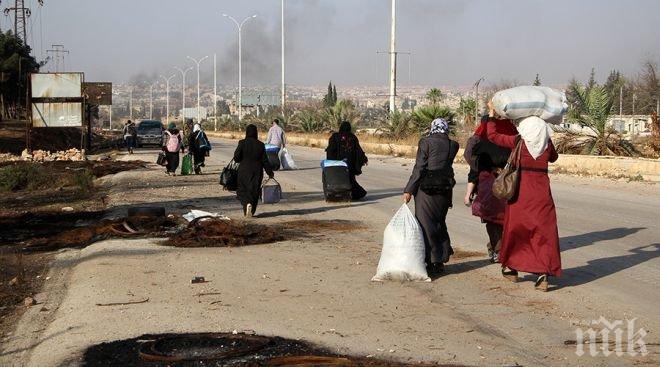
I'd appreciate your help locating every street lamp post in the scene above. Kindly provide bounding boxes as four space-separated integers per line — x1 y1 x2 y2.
160 74 176 126
174 66 193 123
474 77 485 121
222 13 257 121
187 55 209 123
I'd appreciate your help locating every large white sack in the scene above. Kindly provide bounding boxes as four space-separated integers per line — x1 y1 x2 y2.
492 86 568 124
280 148 297 170
372 204 431 282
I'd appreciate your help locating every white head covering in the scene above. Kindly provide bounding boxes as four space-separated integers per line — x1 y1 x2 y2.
517 116 552 160
193 123 201 133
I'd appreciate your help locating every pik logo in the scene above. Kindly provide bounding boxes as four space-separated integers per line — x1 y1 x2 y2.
575 317 648 357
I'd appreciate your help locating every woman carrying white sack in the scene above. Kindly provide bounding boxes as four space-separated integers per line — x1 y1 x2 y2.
402 118 460 277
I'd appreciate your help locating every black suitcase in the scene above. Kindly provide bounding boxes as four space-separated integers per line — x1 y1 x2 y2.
322 166 352 202
266 150 281 171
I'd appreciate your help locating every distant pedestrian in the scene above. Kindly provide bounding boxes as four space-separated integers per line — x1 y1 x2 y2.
123 120 137 154
188 122 210 174
233 124 275 218
403 118 459 276
266 118 286 149
163 122 184 176
487 100 561 292
326 121 368 200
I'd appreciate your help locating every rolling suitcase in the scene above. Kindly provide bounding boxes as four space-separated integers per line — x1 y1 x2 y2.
321 160 352 202
265 144 281 171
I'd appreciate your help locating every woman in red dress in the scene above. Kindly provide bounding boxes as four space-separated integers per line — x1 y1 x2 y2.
486 104 561 292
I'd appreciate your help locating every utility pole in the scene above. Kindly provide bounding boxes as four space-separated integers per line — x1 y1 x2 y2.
3 0 42 46
619 85 623 116
161 74 176 126
174 66 193 123
187 55 208 123
149 85 154 120
46 44 69 72
474 77 485 120
389 0 396 113
223 13 257 121
281 0 286 116
632 93 636 116
214 53 218 131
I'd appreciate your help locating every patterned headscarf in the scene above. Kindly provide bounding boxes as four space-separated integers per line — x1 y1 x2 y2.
430 118 449 136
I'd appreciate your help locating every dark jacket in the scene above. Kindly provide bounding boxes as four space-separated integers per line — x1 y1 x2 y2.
404 133 459 195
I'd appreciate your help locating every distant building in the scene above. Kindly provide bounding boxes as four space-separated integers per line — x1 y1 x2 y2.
559 115 653 137
179 107 208 120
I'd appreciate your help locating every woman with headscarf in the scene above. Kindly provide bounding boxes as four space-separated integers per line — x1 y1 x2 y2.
233 124 275 218
464 115 518 262
188 122 209 174
326 121 368 200
162 122 184 176
403 118 460 276
486 101 560 292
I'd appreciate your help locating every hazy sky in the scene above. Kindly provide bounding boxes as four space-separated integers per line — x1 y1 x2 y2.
7 0 660 87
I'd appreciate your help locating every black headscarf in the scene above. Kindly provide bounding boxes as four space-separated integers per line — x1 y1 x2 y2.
245 124 258 139
339 121 352 134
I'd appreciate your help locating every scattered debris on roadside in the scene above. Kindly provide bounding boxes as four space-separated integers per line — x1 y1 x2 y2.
96 298 149 307
82 332 457 366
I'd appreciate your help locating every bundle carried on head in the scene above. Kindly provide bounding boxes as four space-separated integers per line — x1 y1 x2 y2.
491 86 568 124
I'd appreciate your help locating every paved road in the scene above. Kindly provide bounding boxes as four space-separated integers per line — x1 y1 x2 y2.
3 137 658 367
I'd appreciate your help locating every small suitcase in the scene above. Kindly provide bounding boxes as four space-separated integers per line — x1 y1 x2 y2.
262 178 282 204
156 152 167 166
321 160 352 202
265 144 281 171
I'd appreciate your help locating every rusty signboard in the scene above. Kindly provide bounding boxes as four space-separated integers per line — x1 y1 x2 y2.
30 73 85 127
82 82 112 105
31 73 83 98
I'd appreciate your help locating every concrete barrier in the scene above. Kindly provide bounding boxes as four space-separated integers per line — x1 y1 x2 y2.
208 131 660 182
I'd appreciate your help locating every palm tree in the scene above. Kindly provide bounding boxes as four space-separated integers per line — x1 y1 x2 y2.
426 88 443 105
459 97 477 125
563 83 637 156
378 110 413 139
411 105 455 135
322 99 360 131
292 109 324 133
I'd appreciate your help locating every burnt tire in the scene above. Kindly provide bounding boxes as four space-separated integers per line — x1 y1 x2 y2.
127 206 166 218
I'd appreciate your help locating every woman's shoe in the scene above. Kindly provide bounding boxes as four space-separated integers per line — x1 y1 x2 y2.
502 268 519 283
535 275 549 292
427 262 444 277
245 204 253 218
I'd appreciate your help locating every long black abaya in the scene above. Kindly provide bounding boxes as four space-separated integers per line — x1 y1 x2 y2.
233 125 274 215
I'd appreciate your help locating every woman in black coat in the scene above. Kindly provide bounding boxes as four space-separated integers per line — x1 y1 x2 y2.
326 121 368 200
233 124 274 217
403 118 460 276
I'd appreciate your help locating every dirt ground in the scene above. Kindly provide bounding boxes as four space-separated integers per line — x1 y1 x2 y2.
0 140 658 367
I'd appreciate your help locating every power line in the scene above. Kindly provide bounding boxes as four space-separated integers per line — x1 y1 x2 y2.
2 0 43 47
46 44 69 72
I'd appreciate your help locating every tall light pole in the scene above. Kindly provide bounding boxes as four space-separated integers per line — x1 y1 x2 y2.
281 0 286 115
214 53 218 131
187 55 208 123
474 77 485 121
129 87 133 121
389 0 397 113
149 84 153 119
174 66 193 122
161 74 176 126
223 13 257 121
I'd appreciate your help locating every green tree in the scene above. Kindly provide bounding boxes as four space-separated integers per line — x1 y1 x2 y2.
533 74 542 86
332 85 337 105
322 99 359 131
323 81 336 108
0 31 41 119
379 110 413 139
425 88 443 105
411 105 455 135
564 82 637 156
458 97 477 125
292 108 324 133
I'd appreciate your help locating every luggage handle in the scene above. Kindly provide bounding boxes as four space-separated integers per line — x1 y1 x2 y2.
262 177 280 187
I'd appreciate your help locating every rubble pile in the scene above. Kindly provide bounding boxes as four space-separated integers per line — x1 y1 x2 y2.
21 148 85 162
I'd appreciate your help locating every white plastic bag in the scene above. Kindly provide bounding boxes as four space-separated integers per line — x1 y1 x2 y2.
280 148 297 170
491 86 568 124
372 204 430 282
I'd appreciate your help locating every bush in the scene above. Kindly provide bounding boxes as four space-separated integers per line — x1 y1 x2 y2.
411 105 456 135
72 169 95 193
0 163 48 191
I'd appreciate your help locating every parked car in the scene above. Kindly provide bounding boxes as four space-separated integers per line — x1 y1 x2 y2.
136 120 164 147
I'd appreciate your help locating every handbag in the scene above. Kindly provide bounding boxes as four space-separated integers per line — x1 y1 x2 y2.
220 159 240 191
156 152 167 166
420 144 455 195
492 138 522 201
181 154 193 176
261 178 282 204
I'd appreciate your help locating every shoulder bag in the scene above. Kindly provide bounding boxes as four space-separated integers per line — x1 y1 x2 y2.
492 137 522 201
420 143 456 195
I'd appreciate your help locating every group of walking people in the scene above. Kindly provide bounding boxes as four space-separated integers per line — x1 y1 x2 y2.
161 120 210 176
403 103 560 291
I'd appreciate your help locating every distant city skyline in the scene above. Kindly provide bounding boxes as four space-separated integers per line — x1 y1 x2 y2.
12 0 660 87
